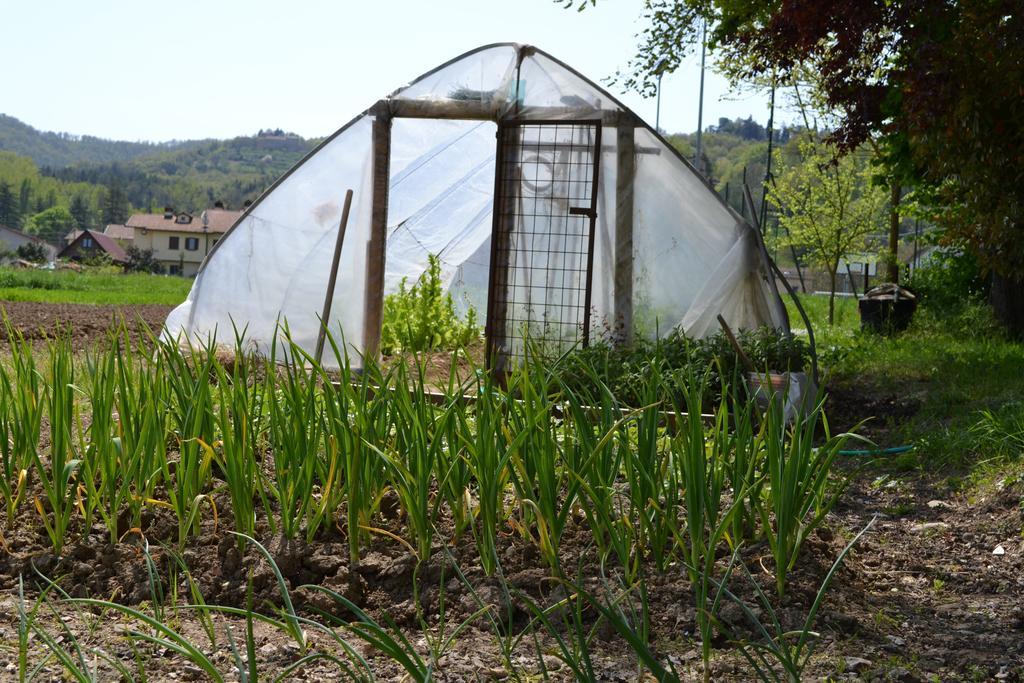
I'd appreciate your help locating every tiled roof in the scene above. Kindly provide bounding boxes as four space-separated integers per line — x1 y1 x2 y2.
103 224 135 240
1 224 54 248
126 209 241 234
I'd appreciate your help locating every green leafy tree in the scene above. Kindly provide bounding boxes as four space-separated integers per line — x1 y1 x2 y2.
586 0 1024 335
770 141 886 324
25 206 76 245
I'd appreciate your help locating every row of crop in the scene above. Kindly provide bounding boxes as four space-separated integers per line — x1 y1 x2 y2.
1 324 848 600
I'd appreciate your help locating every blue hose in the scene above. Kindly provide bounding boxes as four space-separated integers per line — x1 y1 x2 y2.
838 444 914 457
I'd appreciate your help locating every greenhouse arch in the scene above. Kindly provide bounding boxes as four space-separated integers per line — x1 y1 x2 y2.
164 43 788 368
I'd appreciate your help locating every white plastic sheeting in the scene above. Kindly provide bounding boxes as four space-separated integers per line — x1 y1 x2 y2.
165 43 788 366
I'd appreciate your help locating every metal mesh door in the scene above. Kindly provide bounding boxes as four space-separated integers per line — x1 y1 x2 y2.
486 120 602 367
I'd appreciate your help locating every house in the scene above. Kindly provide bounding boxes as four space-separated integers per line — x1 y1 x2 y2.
0 224 58 261
128 207 240 276
59 229 128 264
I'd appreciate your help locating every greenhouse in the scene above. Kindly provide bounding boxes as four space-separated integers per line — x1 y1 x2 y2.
164 42 788 368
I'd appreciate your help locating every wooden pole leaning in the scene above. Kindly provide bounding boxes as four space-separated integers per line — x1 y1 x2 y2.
314 188 354 365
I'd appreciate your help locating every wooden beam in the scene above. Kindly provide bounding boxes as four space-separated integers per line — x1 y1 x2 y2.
372 98 637 127
362 115 392 360
614 124 636 344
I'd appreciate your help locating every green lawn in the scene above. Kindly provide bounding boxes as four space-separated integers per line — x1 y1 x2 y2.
0 267 192 306
787 291 1024 473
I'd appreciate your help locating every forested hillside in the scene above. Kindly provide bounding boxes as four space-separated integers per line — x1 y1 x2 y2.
666 116 801 216
48 132 315 215
0 114 192 168
0 115 317 243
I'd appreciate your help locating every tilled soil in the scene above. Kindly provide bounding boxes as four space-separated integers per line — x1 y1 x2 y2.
0 301 173 347
1 467 1021 681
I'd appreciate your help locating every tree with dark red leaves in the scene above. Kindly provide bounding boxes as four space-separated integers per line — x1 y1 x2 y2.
583 0 1024 334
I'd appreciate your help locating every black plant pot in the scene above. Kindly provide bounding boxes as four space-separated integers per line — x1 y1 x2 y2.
859 283 917 334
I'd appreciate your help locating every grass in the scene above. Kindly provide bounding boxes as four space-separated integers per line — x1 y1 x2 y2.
0 266 192 305
785 291 1024 471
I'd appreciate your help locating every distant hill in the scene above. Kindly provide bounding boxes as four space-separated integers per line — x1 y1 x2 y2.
1 112 786 239
667 116 804 216
0 115 319 234
49 131 318 213
0 114 198 168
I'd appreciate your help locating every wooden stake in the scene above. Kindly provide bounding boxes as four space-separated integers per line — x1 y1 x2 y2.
717 314 756 373
314 188 354 365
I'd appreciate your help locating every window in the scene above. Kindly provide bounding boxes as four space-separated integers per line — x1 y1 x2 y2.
168 264 182 276
185 237 199 251
82 237 94 248
169 236 180 250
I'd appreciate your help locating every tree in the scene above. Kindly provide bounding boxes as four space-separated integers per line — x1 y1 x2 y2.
101 182 130 225
593 0 1024 335
770 140 886 325
0 181 20 228
18 179 32 221
25 206 76 245
69 195 93 231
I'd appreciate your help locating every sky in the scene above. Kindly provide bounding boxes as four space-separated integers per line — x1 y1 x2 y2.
2 0 778 143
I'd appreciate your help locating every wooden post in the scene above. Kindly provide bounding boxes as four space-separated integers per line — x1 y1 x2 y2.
362 115 392 360
485 124 520 374
614 122 636 344
315 189 354 365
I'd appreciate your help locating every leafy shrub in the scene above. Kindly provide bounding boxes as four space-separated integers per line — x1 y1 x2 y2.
15 242 49 263
123 246 163 274
82 251 113 268
557 326 810 408
380 254 481 354
905 245 989 313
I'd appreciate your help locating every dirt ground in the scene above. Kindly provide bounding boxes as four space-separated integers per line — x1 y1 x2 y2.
0 301 173 347
0 302 1021 681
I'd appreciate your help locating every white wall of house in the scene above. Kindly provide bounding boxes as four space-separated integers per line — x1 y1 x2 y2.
133 229 221 276
0 228 58 261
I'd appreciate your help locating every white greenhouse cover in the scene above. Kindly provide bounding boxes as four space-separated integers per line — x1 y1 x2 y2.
164 43 788 366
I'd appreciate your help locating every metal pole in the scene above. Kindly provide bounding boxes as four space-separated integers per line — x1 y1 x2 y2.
845 262 859 298
758 79 776 234
694 19 707 175
655 71 663 132
314 189 354 365
912 217 920 271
